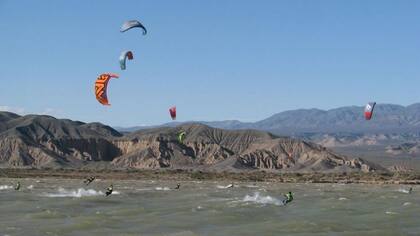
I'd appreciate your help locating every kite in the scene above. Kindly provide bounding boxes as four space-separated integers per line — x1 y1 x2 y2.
178 131 186 143
94 73 119 106
120 20 147 35
364 102 376 120
169 106 176 120
119 51 134 70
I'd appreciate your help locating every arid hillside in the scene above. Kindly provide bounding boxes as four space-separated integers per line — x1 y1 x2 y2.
0 112 383 173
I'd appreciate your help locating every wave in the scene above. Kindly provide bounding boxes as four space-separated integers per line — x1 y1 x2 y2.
41 188 106 198
397 188 411 194
155 187 171 191
217 184 234 189
136 188 153 191
242 192 283 206
245 185 259 188
0 185 13 190
27 185 34 189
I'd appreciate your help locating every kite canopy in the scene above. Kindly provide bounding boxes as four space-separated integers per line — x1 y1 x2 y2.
120 20 147 35
364 102 376 120
119 51 134 70
169 106 176 120
95 73 119 106
178 131 186 143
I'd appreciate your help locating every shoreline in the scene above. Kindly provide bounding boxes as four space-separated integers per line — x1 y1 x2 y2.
1 169 420 185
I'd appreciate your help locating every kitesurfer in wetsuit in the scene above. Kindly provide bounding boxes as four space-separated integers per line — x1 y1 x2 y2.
283 192 293 205
84 177 95 185
174 183 181 190
105 184 113 196
408 187 413 194
14 181 21 191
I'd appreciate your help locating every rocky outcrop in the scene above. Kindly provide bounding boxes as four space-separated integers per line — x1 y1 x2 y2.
0 114 122 167
0 112 383 173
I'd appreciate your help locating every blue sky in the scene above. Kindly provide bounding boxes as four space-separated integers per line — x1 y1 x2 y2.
0 0 419 126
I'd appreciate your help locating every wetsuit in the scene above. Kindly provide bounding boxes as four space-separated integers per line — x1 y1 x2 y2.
175 184 180 190
85 177 95 185
15 182 21 191
105 185 113 196
283 192 293 205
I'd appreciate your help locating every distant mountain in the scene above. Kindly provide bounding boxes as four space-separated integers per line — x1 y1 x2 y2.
0 113 122 168
115 120 249 133
252 104 420 134
0 112 381 173
117 103 420 135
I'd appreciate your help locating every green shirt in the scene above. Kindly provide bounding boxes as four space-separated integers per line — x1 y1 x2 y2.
285 193 293 202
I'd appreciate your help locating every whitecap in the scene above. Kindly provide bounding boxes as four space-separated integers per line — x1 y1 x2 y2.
338 197 348 201
27 185 34 189
41 188 105 198
217 184 234 189
397 188 411 194
385 211 398 215
0 185 13 190
155 187 171 191
403 202 412 206
242 192 283 206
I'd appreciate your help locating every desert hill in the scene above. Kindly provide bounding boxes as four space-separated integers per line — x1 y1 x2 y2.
0 112 381 173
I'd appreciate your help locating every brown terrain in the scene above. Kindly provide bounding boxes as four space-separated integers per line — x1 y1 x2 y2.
0 112 383 174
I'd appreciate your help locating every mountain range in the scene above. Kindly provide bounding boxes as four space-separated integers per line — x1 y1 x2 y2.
0 111 380 173
117 103 420 135
115 104 420 170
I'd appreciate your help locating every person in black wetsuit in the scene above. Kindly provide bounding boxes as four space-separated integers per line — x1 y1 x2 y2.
15 181 21 191
105 184 113 196
84 176 96 185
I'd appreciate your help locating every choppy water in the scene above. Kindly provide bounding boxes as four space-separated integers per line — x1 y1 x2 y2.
0 178 419 236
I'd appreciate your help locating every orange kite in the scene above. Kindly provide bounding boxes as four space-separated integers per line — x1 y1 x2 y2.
94 73 119 106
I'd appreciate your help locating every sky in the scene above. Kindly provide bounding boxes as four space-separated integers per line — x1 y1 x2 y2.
0 0 419 126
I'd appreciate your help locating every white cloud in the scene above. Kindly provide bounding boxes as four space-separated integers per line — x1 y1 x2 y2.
0 105 25 115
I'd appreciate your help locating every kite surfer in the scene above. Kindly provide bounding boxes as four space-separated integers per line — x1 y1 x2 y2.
14 181 21 191
283 192 293 205
84 176 95 185
105 184 113 196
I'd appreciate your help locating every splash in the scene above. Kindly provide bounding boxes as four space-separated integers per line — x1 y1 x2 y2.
216 184 234 189
42 188 106 198
397 188 411 194
27 185 34 189
0 185 13 190
155 187 171 191
242 192 283 206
